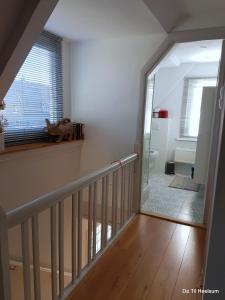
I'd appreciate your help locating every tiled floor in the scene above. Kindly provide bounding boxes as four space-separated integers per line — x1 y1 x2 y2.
142 173 205 224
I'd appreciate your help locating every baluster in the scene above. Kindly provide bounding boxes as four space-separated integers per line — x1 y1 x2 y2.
77 190 83 276
130 162 134 216
112 171 118 236
0 207 11 300
21 220 31 300
92 182 97 258
124 165 128 221
120 167 125 226
88 184 93 264
124 167 126 223
101 177 106 250
104 175 109 244
72 193 78 283
58 201 64 297
50 206 57 300
127 163 131 218
114 170 119 233
32 215 41 300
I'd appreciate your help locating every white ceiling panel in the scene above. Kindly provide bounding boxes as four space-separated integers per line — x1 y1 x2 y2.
45 0 165 40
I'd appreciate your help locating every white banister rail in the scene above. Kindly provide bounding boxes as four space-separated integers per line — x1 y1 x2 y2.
0 207 11 300
0 153 138 300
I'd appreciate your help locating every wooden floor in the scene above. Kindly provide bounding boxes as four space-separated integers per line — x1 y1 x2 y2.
69 215 206 300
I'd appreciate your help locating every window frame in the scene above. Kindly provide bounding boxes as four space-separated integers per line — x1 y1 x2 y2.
3 31 63 146
180 76 217 139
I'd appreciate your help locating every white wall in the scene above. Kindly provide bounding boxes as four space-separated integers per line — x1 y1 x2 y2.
70 34 166 175
0 42 81 269
0 42 75 212
0 143 82 211
0 142 82 270
152 62 219 162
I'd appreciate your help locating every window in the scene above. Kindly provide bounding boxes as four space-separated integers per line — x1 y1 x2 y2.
180 77 217 138
3 31 63 145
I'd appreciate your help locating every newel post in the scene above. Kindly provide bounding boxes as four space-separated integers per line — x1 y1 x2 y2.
0 206 11 299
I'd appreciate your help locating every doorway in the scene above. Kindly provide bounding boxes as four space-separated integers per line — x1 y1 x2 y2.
141 39 223 225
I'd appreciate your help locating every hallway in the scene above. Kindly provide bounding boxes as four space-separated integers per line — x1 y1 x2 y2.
69 215 205 300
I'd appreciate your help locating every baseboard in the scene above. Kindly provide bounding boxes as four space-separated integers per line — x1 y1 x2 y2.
141 210 206 229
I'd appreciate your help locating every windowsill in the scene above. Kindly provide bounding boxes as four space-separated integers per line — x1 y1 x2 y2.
176 137 197 142
0 140 83 161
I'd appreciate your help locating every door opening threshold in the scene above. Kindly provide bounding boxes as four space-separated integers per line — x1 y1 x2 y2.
140 209 206 229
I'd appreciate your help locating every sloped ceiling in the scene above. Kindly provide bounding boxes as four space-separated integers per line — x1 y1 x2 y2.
143 0 188 32
1 0 225 100
177 0 225 31
0 0 40 75
0 0 59 100
0 0 26 52
144 0 225 33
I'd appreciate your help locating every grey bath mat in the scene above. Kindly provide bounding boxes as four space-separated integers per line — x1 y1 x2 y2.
169 175 200 192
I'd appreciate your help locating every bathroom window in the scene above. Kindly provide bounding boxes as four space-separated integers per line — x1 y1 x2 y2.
180 77 217 138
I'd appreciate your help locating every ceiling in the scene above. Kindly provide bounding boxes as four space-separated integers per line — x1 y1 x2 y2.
177 0 225 30
45 0 165 41
45 0 225 41
183 0 225 17
160 40 223 68
144 0 225 32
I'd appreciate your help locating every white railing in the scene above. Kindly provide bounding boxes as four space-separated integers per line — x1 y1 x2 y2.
0 153 138 300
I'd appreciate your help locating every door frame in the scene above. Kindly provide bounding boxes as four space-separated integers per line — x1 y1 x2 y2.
136 26 225 219
203 40 225 296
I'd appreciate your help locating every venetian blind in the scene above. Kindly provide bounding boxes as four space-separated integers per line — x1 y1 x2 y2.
3 31 63 145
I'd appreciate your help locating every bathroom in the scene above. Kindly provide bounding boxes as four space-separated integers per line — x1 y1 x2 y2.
141 39 222 225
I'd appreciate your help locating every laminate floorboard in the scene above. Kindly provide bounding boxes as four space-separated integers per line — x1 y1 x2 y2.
68 215 206 300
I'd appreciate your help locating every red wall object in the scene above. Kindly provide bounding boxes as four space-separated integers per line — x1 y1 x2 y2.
159 109 168 118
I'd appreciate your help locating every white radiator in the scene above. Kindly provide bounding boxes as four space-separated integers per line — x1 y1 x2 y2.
174 147 196 164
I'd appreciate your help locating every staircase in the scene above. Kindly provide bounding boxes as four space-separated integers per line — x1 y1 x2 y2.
0 153 138 300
